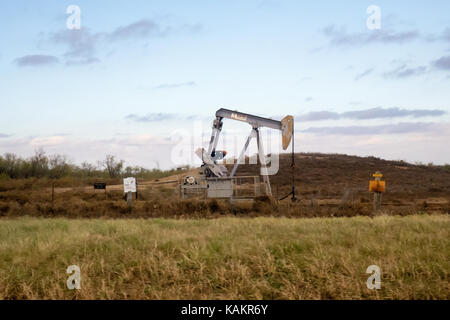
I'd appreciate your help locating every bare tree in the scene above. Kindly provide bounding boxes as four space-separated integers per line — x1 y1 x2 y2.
81 161 97 177
102 155 124 178
30 148 48 178
48 154 70 179
1 153 21 178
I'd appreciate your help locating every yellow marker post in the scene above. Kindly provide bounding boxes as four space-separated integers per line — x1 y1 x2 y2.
369 180 386 193
369 171 385 211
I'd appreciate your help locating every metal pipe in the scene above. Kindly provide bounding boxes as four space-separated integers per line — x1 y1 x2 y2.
256 129 272 196
230 129 255 177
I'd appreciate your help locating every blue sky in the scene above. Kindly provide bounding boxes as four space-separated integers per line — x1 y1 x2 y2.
0 0 449 168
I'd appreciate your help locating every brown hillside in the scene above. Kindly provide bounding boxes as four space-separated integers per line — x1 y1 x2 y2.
229 153 450 204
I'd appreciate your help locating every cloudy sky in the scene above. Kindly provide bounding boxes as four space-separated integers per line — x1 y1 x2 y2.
1 0 449 169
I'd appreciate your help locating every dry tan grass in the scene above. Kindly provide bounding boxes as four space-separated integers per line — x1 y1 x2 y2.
2 183 448 219
0 215 448 299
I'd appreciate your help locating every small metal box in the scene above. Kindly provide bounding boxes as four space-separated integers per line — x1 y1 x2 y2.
207 178 233 198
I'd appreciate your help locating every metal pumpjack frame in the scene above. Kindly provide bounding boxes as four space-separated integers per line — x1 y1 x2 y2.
181 108 294 201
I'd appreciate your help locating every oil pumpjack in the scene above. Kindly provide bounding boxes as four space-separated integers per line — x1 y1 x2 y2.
180 108 294 200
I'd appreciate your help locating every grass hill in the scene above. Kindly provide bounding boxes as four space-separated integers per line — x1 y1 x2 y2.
231 153 450 207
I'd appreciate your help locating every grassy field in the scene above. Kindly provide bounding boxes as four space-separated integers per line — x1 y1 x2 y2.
0 215 448 299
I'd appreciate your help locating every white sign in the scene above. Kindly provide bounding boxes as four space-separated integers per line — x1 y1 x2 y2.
123 177 136 193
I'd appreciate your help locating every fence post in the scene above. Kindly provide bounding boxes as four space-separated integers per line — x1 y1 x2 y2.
372 171 383 212
373 191 382 211
51 181 55 208
276 185 279 206
127 191 133 208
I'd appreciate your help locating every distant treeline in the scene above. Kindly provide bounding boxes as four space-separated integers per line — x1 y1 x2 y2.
0 149 188 180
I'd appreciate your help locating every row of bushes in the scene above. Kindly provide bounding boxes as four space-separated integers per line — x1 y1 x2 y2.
1 196 442 219
0 150 188 180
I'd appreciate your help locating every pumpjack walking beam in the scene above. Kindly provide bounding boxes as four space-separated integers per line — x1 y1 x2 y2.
209 108 293 158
